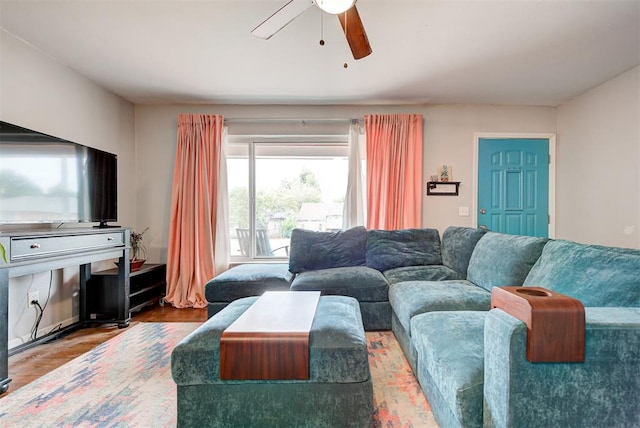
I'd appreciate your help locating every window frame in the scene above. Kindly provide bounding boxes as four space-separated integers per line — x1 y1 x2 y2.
226 134 349 262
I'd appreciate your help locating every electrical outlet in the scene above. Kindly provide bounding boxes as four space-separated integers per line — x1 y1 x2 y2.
28 291 40 308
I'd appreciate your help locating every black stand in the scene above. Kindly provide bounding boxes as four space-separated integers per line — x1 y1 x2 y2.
0 228 130 394
94 221 121 228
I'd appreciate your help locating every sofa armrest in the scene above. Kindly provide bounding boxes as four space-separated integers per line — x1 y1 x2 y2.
484 307 640 428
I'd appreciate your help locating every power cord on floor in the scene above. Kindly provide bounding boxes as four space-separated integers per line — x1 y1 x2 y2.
30 301 44 341
29 271 54 341
47 323 63 335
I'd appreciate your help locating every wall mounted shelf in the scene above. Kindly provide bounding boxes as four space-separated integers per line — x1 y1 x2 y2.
427 181 461 196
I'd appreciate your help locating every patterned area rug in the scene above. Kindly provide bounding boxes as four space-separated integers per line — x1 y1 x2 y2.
0 323 436 427
369 331 437 427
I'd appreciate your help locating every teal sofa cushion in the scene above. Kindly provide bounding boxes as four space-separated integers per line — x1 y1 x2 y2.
388 280 491 338
366 228 442 271
383 264 463 284
523 239 640 307
288 226 367 273
204 263 292 303
412 311 487 428
467 232 547 291
290 266 388 302
441 226 487 276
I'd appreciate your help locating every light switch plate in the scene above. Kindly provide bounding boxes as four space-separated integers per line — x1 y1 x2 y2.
458 206 470 216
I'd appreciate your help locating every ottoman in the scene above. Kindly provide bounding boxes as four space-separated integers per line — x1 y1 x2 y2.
171 295 373 428
204 263 293 318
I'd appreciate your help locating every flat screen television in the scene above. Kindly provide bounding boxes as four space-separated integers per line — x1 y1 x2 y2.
0 121 117 227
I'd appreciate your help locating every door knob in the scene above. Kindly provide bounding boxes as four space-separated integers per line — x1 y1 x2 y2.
479 225 488 230
480 208 486 214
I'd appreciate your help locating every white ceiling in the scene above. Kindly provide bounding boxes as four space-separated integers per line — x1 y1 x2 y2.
1 0 638 106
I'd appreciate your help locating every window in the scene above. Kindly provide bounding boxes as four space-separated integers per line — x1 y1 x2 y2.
227 136 348 260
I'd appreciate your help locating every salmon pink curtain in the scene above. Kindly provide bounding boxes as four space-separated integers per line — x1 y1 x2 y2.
365 114 423 230
165 114 225 308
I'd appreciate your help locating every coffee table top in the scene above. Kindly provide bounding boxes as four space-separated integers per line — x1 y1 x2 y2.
224 291 321 334
220 291 321 380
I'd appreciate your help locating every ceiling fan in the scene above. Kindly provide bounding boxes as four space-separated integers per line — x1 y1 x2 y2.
252 0 372 60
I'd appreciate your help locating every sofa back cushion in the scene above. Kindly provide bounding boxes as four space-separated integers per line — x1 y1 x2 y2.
440 226 488 276
366 228 442 272
289 226 367 274
523 240 640 307
467 232 548 292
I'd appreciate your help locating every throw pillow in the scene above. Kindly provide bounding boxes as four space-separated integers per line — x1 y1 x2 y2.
288 226 367 273
366 228 442 272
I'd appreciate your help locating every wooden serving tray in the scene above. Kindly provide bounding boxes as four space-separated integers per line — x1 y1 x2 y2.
219 291 320 380
491 286 585 363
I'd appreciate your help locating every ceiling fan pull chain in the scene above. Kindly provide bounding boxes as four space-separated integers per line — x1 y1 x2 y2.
343 10 349 68
319 10 325 46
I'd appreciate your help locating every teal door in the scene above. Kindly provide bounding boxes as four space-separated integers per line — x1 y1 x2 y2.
478 138 549 237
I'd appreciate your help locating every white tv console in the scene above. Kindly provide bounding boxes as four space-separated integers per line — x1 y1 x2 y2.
0 227 131 393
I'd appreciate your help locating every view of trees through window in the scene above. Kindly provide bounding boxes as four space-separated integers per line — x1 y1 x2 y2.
227 141 348 259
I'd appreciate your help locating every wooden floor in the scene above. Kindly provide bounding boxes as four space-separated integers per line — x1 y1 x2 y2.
2 305 207 397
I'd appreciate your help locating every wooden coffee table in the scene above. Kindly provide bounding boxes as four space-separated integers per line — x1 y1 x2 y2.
219 291 321 380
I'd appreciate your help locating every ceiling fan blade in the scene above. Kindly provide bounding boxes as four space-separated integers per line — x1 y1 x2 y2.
252 0 314 40
337 5 372 60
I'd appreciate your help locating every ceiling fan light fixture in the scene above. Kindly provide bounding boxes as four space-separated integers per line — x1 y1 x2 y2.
314 0 356 15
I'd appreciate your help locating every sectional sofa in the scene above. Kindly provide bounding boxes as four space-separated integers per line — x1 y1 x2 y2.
204 226 640 427
206 226 484 330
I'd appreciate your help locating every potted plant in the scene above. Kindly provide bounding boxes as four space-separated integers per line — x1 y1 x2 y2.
0 242 7 265
129 227 149 271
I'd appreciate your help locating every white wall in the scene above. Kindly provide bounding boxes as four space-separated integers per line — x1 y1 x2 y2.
557 66 640 248
135 103 557 260
422 105 557 232
0 32 136 348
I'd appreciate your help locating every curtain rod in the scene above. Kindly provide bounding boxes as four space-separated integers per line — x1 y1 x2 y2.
223 118 362 124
